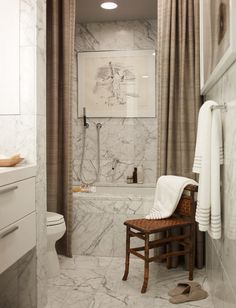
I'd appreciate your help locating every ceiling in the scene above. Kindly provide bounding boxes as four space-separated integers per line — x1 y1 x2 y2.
76 0 157 23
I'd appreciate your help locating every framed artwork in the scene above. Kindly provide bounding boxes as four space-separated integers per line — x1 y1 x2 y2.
200 0 236 94
77 50 156 117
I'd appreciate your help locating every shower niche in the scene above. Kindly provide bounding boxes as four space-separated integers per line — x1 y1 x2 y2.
74 4 157 185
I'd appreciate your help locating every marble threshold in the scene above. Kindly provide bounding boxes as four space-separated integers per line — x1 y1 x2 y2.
45 255 213 308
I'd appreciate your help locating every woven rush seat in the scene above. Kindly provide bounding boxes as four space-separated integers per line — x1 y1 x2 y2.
124 217 193 233
122 184 198 294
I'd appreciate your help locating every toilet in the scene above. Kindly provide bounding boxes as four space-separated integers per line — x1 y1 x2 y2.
46 211 66 278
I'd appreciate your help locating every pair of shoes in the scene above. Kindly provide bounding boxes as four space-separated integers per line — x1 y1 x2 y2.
168 282 208 304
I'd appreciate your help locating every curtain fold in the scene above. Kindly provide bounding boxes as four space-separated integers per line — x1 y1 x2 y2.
46 0 76 257
157 0 204 268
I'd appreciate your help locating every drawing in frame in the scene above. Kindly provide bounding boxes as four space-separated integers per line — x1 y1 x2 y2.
77 50 156 118
200 0 236 94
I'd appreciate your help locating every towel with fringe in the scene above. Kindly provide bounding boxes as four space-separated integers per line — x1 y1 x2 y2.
146 176 197 219
193 100 223 239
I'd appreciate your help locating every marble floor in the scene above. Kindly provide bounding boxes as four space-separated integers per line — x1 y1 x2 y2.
45 255 214 308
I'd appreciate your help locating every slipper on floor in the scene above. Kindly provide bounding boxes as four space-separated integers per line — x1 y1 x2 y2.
168 282 200 297
169 287 208 304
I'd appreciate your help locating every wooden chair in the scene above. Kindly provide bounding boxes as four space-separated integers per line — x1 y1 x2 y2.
122 184 198 293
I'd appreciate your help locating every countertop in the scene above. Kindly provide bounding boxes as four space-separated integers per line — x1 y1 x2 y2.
0 164 36 186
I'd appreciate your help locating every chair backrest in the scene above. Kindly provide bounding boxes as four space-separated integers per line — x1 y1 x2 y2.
174 185 198 220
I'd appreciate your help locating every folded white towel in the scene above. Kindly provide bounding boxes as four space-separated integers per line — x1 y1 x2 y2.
193 100 223 239
146 176 197 219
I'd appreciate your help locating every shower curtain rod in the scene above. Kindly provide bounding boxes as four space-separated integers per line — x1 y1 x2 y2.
211 102 227 112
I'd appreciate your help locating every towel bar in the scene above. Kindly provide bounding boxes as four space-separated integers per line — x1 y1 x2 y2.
211 102 227 112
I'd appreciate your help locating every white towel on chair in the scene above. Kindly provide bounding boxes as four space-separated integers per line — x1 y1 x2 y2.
146 176 197 219
193 100 223 239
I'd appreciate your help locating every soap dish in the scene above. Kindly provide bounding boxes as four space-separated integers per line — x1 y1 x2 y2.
0 154 24 167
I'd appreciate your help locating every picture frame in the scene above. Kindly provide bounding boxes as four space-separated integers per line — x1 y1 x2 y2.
77 50 156 118
200 0 236 94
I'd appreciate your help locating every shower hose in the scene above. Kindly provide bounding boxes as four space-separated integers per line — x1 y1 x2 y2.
79 123 102 185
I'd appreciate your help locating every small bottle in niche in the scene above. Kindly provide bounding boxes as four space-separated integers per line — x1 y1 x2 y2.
137 165 144 184
133 167 137 183
127 176 133 184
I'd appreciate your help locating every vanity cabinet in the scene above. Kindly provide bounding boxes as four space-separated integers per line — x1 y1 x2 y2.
0 166 36 274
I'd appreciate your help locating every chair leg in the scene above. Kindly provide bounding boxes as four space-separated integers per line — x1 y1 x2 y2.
122 226 130 281
166 230 172 269
188 224 195 281
141 233 149 293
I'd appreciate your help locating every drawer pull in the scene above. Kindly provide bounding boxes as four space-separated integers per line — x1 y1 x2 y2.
0 226 19 239
0 185 18 195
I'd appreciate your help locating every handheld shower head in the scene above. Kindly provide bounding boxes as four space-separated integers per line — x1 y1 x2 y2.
83 107 89 128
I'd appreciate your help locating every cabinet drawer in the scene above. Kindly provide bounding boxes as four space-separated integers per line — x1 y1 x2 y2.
0 212 36 274
0 177 35 231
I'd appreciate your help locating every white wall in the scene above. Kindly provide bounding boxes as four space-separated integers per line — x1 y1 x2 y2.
205 61 236 308
0 1 47 307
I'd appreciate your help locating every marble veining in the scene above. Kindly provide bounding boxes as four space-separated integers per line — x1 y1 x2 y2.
72 192 153 257
73 19 157 185
46 255 213 308
0 1 47 308
205 59 236 307
0 249 36 308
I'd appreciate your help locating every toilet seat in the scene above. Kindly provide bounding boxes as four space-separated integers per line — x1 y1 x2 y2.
47 212 65 226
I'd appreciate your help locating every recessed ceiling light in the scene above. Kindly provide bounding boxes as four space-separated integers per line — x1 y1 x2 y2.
100 2 118 10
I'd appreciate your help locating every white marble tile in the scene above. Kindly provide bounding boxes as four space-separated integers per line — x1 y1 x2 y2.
206 60 236 308
15 115 36 163
0 116 17 155
0 262 18 308
90 292 155 308
72 212 114 256
47 256 213 308
20 46 36 115
0 1 47 307
35 115 47 308
36 46 46 116
95 22 135 50
72 191 153 257
133 20 157 49
73 19 157 186
36 0 46 52
20 0 36 47
17 248 37 308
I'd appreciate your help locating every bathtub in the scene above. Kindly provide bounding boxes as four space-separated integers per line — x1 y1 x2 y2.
74 182 156 197
72 183 155 257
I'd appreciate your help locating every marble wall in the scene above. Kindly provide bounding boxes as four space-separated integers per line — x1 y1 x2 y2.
73 20 157 185
72 191 154 257
0 1 47 308
205 61 236 307
0 248 36 308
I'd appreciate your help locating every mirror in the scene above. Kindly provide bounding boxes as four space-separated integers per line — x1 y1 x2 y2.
0 1 20 114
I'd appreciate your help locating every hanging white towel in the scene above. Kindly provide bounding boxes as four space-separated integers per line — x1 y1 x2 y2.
146 176 197 219
193 100 223 239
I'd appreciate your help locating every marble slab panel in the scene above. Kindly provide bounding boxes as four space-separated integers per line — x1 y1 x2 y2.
73 19 157 186
46 255 213 308
205 59 236 308
72 192 153 257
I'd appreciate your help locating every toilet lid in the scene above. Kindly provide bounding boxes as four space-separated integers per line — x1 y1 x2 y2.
47 212 65 226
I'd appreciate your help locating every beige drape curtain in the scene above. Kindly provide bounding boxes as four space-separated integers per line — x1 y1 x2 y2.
157 0 204 268
46 0 76 257
157 0 200 178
